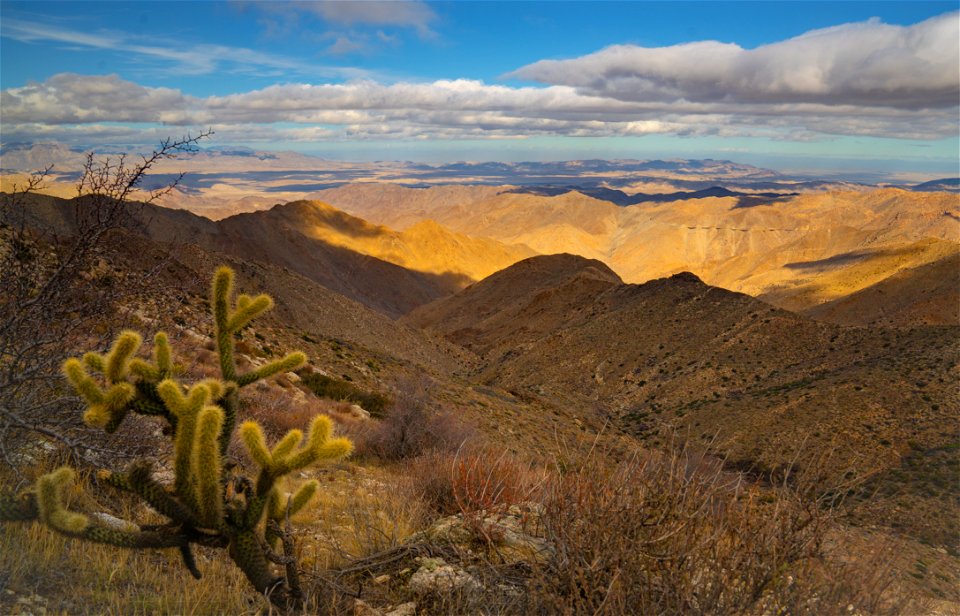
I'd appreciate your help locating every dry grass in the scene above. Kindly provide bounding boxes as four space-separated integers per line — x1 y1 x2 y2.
0 465 259 615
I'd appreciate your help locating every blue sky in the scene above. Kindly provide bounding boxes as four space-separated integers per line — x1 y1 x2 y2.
1 1 958 175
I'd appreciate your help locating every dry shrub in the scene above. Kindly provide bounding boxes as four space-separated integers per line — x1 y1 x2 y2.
240 387 359 443
408 445 546 517
525 443 916 615
356 383 477 461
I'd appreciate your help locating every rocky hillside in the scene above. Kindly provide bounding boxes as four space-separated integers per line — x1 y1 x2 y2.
406 254 959 546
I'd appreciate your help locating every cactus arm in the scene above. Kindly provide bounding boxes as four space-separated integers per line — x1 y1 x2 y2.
62 358 104 404
194 406 224 528
153 332 173 377
126 462 199 526
217 386 238 457
226 294 273 333
82 352 105 372
240 421 272 469
236 352 306 387
271 430 303 460
212 266 237 382
36 468 89 533
230 529 286 601
179 543 203 579
105 331 142 383
288 480 319 517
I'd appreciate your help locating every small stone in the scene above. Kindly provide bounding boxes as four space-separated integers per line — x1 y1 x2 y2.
348 404 371 420
408 558 480 595
385 602 416 616
373 574 391 585
353 598 384 616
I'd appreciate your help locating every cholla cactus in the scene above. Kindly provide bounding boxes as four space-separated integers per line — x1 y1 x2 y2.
0 266 352 608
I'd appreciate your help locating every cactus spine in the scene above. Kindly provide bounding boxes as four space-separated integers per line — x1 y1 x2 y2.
0 266 351 609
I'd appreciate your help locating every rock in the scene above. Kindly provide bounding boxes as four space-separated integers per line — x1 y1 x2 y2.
373 574 391 585
285 371 301 383
348 404 371 420
385 602 416 616
353 598 384 616
408 557 480 595
413 502 552 565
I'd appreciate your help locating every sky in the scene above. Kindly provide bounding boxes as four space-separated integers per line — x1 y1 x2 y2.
1 1 958 175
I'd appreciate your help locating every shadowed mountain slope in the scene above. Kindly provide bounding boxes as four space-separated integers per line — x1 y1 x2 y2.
406 254 959 546
4 194 478 317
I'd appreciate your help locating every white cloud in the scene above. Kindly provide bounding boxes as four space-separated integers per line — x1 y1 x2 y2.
510 12 960 110
3 71 956 145
2 12 957 147
0 74 196 124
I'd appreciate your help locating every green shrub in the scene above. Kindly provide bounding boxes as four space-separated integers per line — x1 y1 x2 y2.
300 373 390 417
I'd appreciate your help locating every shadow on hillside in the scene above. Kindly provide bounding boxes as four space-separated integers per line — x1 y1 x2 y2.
783 245 914 271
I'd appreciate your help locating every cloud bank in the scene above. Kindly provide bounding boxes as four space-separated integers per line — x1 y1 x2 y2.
512 12 959 110
2 12 956 147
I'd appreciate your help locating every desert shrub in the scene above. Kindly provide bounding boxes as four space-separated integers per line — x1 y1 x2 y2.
356 385 476 461
525 444 914 615
408 445 545 516
300 373 390 417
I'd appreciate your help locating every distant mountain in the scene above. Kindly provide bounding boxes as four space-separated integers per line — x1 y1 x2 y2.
910 178 960 192
0 142 88 172
504 185 798 207
241 200 535 284
404 254 959 545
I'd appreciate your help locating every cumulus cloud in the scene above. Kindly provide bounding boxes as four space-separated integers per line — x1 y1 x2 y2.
1 74 196 124
2 71 956 145
511 12 959 110
2 12 957 148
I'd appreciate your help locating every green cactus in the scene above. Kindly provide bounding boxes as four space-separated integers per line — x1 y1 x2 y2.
0 266 352 610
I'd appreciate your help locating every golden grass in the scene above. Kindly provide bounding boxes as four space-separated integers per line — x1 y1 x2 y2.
0 450 426 615
0 497 257 615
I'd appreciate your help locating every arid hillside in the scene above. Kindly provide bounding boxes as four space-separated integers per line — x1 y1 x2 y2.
257 200 535 283
321 184 960 324
803 249 960 326
406 254 959 546
6 194 517 318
